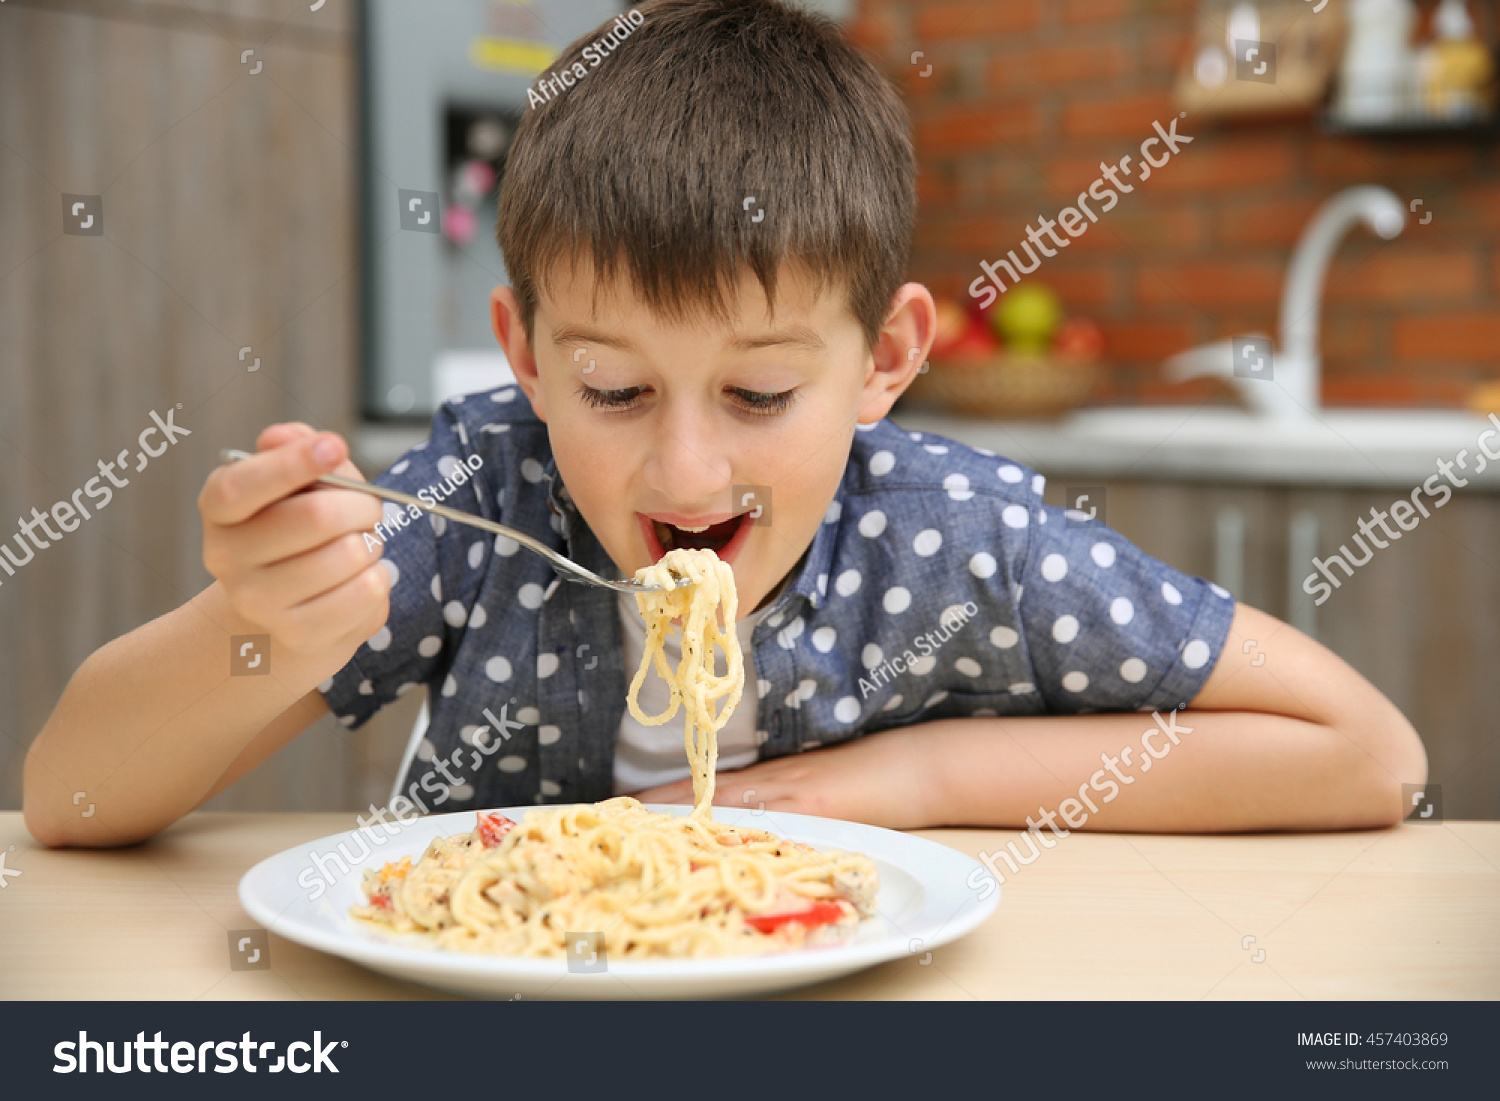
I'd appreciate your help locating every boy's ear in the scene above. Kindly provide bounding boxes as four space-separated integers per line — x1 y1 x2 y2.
490 286 547 422
857 283 937 426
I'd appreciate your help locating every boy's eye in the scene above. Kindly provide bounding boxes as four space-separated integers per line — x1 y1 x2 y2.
578 384 647 410
729 387 797 415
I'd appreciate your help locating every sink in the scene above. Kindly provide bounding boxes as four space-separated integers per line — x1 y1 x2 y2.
895 406 1500 488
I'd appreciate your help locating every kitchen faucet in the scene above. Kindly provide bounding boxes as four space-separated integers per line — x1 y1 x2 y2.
1163 185 1407 419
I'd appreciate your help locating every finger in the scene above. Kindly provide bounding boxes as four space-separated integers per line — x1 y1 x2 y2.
228 486 384 568
275 559 392 655
256 422 316 451
235 531 383 614
199 431 349 526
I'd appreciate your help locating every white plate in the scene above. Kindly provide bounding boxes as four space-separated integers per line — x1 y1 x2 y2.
239 804 998 999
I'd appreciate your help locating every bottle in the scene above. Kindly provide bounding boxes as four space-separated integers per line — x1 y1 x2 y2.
1337 0 1417 123
1416 0 1495 122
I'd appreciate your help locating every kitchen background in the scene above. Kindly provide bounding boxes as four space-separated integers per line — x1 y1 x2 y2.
0 0 1496 818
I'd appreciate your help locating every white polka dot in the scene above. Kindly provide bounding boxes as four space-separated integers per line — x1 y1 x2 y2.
776 617 805 649
430 574 442 601
1031 474 1046 496
858 510 887 537
417 635 442 658
1183 639 1211 669
817 573 828 596
1053 615 1079 643
437 455 464 480
970 552 997 579
395 681 416 696
429 512 446 537
1211 582 1232 600
861 644 883 668
517 707 540 724
367 626 392 651
944 473 973 501
440 674 457 697
318 676 334 693
447 783 475 802
1120 657 1148 683
390 459 410 475
998 464 1023 484
467 541 485 569
443 601 467 628
492 387 517 402
834 697 860 723
538 725 561 745
823 499 842 524
358 679 374 695
416 738 435 761
910 655 937 676
1002 505 1029 529
468 604 488 629
757 678 771 698
380 559 400 587
495 535 519 556
812 627 837 652
924 443 948 455
1061 670 1090 692
1162 582 1182 605
1091 542 1116 568
1010 681 1036 694
908 431 922 441
538 653 560 678
755 729 769 745
1110 597 1135 625
990 625 1019 649
975 447 995 457
766 611 784 628
381 502 404 528
940 604 970 629
520 458 545 483
539 780 562 797
518 583 544 609
459 724 484 745
835 569 862 597
955 657 982 677
498 756 527 773
882 694 904 711
924 691 948 708
855 421 876 432
869 450 895 476
883 587 911 614
913 529 943 556
1039 511 1047 524
485 656 512 682
972 708 998 718
1041 553 1068 582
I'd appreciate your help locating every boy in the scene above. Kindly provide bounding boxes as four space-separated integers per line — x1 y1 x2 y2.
25 0 1424 848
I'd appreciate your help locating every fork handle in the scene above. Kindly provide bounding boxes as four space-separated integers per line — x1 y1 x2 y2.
217 449 620 591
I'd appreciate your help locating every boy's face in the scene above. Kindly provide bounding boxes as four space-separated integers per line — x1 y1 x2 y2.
493 261 931 617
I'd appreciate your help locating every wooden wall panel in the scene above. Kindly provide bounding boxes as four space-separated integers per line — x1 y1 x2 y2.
0 0 415 816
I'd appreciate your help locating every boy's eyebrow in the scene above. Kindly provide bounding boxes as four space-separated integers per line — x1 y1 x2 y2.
550 324 827 354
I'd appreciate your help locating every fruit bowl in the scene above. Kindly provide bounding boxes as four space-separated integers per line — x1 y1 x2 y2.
905 353 1101 419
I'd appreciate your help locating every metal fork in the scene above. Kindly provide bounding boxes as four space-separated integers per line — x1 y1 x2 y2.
217 449 689 594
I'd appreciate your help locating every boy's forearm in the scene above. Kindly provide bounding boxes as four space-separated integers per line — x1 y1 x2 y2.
912 707 1421 832
23 581 337 847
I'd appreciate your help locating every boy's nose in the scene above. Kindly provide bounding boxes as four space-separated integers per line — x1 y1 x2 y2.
642 403 733 508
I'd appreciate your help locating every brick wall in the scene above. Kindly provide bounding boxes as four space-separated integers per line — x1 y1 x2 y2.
852 0 1500 407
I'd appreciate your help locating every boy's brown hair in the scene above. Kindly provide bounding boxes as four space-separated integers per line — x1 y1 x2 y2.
496 0 915 348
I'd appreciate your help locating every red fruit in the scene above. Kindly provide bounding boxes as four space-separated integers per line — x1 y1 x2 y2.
1053 317 1106 360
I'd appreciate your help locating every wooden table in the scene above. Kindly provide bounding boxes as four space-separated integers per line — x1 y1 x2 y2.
2 812 1496 999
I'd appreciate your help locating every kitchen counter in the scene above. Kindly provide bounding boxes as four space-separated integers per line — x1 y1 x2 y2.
2 812 1496 1000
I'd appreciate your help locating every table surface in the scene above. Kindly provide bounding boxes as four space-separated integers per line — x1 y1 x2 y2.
2 812 1497 1000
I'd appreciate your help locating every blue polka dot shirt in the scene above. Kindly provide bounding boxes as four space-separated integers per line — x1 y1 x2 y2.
320 387 1237 812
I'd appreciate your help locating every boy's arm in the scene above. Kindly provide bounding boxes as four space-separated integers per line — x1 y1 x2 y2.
634 603 1428 831
22 427 388 848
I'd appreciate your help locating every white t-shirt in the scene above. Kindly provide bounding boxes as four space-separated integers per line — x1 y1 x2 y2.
612 594 769 795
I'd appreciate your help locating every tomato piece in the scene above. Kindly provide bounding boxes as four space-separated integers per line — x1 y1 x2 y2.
744 900 848 934
476 812 517 848
368 893 392 911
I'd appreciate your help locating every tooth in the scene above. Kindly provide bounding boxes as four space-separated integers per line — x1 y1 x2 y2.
679 524 711 532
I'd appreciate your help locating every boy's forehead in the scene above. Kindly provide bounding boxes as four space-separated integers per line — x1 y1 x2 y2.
537 257 853 347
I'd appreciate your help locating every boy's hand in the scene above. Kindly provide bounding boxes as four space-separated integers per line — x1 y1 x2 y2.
198 423 390 659
630 726 937 831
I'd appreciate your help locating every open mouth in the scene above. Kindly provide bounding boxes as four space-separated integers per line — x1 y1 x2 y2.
641 512 751 561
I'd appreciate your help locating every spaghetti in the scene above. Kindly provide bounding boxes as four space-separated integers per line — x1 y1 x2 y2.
353 548 879 959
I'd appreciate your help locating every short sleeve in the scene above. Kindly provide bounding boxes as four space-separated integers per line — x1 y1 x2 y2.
1016 502 1236 714
318 402 496 729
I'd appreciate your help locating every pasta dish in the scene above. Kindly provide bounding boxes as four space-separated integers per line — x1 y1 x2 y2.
352 547 879 959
